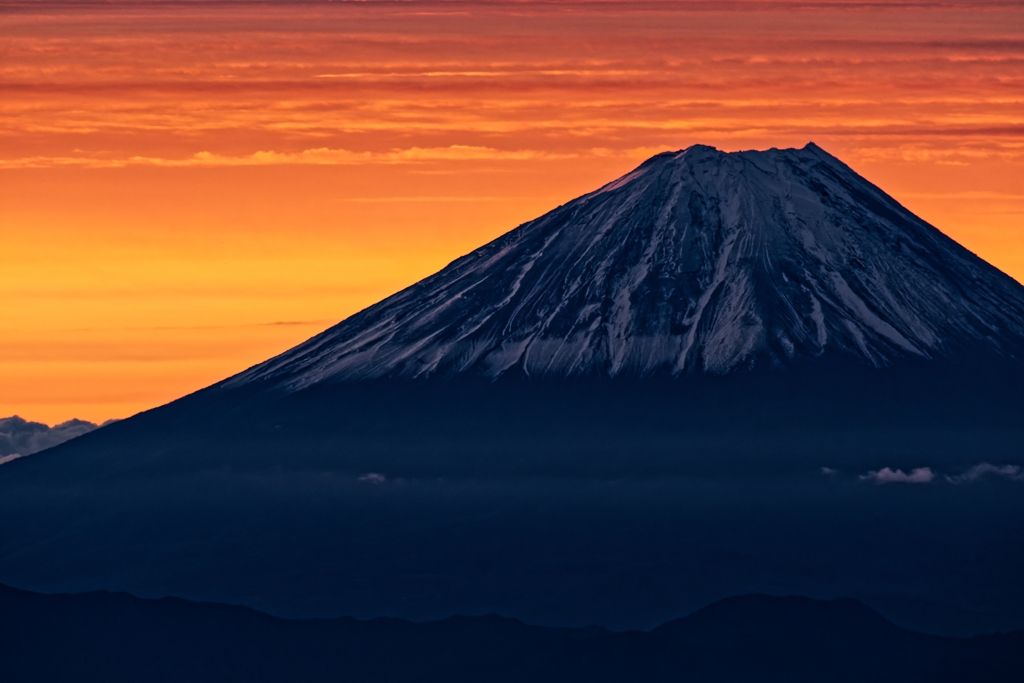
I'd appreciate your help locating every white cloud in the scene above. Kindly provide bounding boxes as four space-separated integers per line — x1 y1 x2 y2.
358 472 386 485
0 416 100 458
0 453 25 466
859 467 935 484
946 463 1023 484
820 467 838 476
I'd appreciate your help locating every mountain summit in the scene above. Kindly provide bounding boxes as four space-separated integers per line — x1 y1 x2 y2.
229 143 1024 390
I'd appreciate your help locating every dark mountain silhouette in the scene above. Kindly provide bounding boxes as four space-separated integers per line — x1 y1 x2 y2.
1 144 1023 637
3 583 1023 683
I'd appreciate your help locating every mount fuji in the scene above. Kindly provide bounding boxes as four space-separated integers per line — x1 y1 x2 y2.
2 144 1023 638
227 143 1024 389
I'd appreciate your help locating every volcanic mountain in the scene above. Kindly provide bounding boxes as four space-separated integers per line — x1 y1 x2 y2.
2 143 1024 638
227 142 1024 390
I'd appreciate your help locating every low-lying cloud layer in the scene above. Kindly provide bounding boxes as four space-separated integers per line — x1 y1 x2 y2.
859 467 935 484
946 463 1024 484
851 463 1024 485
0 416 104 463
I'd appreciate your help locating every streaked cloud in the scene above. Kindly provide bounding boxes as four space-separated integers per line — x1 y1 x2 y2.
0 146 576 169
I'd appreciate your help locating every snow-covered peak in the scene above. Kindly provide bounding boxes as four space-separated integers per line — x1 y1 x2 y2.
226 143 1024 390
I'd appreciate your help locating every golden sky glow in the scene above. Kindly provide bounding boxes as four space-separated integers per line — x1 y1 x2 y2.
2 0 1023 423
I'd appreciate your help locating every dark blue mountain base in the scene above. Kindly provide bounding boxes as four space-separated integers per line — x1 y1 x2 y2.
2 363 1023 636
3 583 1022 683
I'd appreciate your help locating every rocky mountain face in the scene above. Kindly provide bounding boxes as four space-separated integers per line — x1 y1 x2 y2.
227 143 1024 392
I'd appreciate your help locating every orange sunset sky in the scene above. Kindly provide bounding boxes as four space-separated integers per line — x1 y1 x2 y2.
2 0 1023 424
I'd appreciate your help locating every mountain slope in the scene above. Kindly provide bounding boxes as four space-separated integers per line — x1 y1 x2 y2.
227 143 1024 390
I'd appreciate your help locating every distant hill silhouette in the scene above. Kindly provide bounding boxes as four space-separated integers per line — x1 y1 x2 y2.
2 584 1022 683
